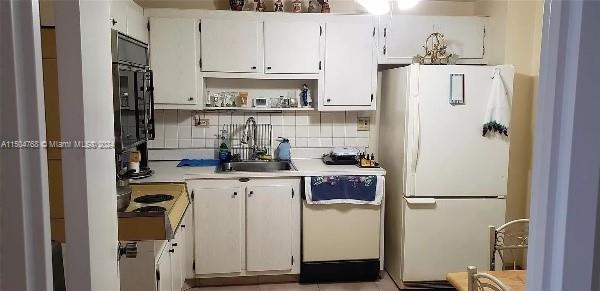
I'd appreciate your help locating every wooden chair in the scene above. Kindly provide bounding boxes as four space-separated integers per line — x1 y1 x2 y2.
467 266 509 291
489 219 529 271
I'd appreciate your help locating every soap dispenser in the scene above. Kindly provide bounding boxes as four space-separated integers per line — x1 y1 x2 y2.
218 130 231 162
276 137 291 161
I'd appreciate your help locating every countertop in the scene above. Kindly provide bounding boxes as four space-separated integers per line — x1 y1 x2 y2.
131 158 386 184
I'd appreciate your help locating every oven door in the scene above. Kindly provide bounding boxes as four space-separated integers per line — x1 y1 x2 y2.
144 70 155 140
114 65 149 153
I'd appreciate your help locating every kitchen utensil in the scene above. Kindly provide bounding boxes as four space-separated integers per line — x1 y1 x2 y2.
117 185 132 212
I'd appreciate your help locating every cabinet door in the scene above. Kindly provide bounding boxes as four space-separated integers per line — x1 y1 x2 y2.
380 16 486 62
382 15 435 61
201 19 262 73
125 0 148 43
264 21 321 74
156 250 173 291
435 17 486 59
149 17 199 105
181 210 194 279
246 185 293 271
323 17 376 107
169 233 183 291
110 0 127 33
194 187 244 274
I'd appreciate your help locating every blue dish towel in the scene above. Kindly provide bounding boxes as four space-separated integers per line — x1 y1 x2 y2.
176 159 220 167
305 175 384 205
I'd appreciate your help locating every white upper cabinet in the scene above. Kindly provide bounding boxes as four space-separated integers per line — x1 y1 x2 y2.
379 16 435 62
322 16 377 109
264 21 322 74
246 185 293 272
435 17 487 59
110 0 127 33
379 15 487 64
201 19 263 73
110 0 148 43
149 17 200 106
125 0 148 43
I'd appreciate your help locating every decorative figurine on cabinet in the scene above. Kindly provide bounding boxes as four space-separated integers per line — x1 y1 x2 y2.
274 0 284 12
292 0 302 13
242 0 254 11
300 84 312 107
308 0 320 13
229 0 244 11
412 32 458 65
254 0 265 12
319 0 331 13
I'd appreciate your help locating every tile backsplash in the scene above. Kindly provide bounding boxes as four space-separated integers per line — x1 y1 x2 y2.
149 110 371 160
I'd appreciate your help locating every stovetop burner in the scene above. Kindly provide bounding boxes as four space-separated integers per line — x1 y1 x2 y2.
132 205 166 213
134 194 174 204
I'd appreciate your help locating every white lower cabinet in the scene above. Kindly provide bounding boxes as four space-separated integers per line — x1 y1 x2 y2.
156 248 173 291
188 178 301 277
119 209 191 291
246 185 293 271
194 186 244 274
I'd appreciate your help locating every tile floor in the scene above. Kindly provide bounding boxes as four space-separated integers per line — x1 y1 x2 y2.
187 272 401 291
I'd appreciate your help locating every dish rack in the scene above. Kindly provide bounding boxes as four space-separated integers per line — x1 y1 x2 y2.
224 124 273 160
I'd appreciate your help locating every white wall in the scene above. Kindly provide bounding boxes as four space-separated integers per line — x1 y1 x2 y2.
527 1 600 289
54 0 119 289
475 0 543 222
1 1 53 290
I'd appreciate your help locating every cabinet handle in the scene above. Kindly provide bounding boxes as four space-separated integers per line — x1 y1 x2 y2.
248 190 254 197
181 224 186 228
251 66 257 70
266 66 272 70
172 243 178 247
111 18 117 26
233 191 238 198
188 97 194 101
169 249 175 253
326 98 331 103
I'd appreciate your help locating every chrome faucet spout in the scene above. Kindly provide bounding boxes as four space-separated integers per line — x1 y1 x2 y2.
242 117 260 160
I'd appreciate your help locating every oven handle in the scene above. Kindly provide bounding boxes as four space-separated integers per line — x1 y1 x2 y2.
147 69 155 140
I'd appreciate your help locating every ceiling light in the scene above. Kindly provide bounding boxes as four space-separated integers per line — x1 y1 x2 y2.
356 0 391 15
395 0 421 10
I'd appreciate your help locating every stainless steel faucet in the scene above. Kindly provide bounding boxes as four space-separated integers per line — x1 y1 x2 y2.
242 117 257 146
241 117 265 160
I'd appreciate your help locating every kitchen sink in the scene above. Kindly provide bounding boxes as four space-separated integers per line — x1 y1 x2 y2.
218 161 296 172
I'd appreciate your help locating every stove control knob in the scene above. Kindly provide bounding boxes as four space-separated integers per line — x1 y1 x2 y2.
117 242 138 260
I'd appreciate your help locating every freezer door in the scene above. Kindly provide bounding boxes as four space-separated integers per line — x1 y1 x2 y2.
407 65 514 197
402 197 506 282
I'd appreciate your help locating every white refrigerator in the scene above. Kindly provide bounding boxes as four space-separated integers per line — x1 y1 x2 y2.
379 64 514 284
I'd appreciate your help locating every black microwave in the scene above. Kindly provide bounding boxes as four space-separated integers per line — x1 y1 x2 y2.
112 30 155 154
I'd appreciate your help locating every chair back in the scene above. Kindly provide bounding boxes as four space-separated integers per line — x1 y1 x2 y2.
467 266 509 291
489 219 529 270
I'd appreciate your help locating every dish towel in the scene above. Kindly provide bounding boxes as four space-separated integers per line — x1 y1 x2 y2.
304 176 384 205
483 67 512 136
176 159 220 167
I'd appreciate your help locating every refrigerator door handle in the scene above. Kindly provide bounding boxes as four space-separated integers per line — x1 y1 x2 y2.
405 198 436 206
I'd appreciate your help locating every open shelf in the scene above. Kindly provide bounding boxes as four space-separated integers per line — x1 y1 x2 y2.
203 107 315 112
202 72 320 80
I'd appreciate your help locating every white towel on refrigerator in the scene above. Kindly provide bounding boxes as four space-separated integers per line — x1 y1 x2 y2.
483 67 512 136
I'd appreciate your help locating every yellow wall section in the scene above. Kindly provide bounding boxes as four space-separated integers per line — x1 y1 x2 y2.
475 0 543 222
